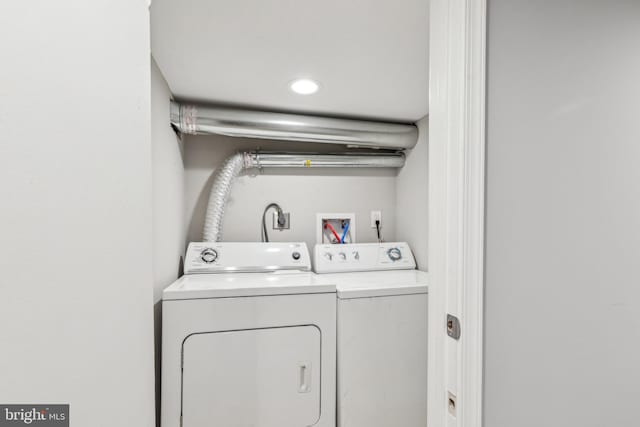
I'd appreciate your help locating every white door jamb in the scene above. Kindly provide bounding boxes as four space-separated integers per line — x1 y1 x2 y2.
428 1 486 426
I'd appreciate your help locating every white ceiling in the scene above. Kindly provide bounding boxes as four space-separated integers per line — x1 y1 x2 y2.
151 0 429 123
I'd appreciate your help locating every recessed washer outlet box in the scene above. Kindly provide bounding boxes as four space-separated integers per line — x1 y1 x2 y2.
316 213 356 244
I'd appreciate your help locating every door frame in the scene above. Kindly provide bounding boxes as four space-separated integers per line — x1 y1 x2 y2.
428 1 486 427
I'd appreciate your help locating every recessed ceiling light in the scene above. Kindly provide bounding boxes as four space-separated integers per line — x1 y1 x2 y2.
290 79 319 95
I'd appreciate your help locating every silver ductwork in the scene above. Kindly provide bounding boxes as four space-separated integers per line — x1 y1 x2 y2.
245 152 405 168
171 102 418 150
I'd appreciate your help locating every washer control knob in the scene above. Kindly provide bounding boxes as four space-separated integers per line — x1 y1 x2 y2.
387 247 402 262
324 252 333 261
200 248 218 263
292 251 301 260
352 251 360 260
338 252 347 261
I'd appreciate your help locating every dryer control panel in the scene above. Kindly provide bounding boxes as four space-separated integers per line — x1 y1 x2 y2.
313 242 416 273
184 242 311 274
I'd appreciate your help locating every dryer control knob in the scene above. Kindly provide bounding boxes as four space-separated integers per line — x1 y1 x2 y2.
338 252 347 261
200 248 218 263
324 252 333 261
387 247 402 262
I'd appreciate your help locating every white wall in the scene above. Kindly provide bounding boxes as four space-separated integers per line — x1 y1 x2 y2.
0 2 155 426
184 136 398 249
485 1 640 426
396 116 428 270
151 58 185 424
151 58 184 307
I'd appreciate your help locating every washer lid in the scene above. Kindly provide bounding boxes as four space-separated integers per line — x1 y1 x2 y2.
315 270 428 299
163 271 335 300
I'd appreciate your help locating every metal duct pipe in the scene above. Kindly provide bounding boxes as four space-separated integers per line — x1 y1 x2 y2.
171 102 418 150
246 152 405 168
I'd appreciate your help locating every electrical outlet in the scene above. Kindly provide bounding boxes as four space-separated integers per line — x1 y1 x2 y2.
272 212 290 230
370 211 382 228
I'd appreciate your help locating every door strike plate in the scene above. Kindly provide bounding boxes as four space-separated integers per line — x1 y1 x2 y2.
447 314 461 340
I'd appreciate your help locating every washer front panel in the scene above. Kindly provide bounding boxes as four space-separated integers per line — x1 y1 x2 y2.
337 293 428 426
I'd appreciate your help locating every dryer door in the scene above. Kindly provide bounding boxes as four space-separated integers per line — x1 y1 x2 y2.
182 325 321 427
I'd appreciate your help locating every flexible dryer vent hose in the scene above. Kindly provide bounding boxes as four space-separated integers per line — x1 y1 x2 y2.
203 153 250 242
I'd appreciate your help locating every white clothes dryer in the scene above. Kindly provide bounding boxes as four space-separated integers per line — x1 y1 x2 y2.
162 242 336 427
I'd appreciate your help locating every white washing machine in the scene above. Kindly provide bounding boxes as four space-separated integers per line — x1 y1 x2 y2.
162 242 337 427
314 242 428 427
